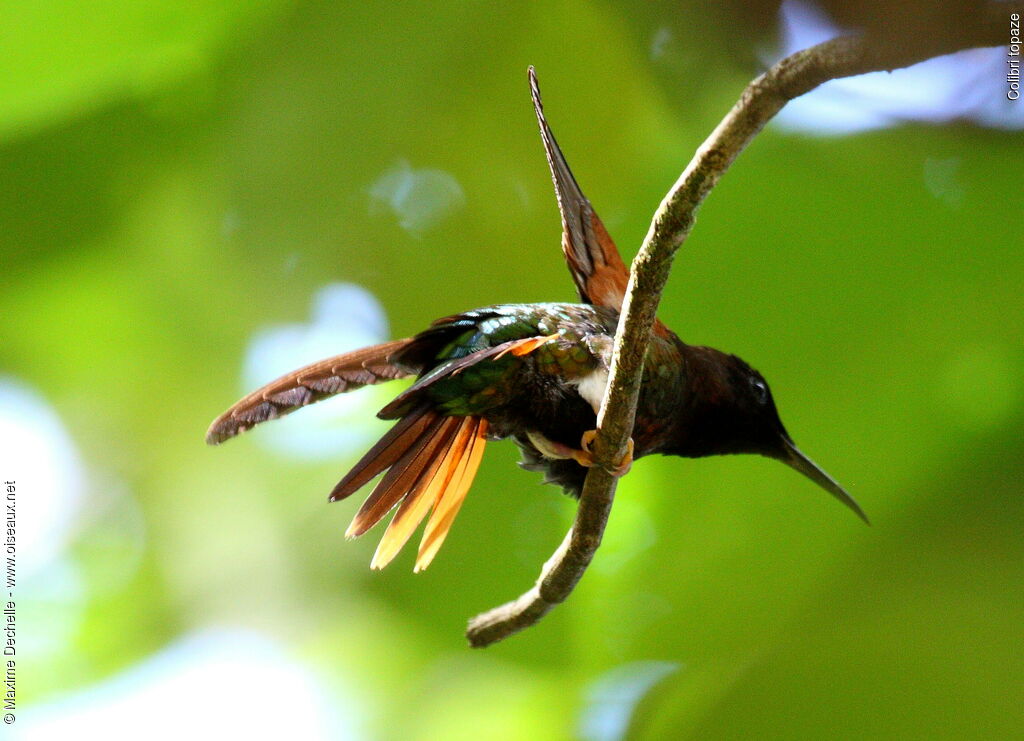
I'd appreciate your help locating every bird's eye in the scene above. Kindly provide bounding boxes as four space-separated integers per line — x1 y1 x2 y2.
751 379 769 405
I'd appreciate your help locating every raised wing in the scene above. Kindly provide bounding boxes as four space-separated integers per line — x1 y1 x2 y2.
529 66 631 311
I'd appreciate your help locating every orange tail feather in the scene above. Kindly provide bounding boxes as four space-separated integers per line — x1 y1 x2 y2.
335 412 489 571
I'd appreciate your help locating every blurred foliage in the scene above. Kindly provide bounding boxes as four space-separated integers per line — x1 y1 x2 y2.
3 0 1022 738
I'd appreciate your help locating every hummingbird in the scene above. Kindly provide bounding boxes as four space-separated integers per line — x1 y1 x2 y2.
207 68 867 573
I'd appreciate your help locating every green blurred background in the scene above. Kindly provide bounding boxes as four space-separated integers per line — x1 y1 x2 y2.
3 1 1022 738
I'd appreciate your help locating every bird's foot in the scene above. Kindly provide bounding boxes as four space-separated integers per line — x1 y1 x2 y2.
572 430 634 477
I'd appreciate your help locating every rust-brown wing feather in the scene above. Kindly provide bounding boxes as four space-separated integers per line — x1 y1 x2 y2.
529 67 630 311
205 338 413 445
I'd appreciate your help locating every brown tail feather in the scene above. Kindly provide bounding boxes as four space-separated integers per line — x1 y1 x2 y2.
334 413 488 571
330 405 438 503
372 417 488 571
414 418 488 572
345 413 458 537
369 419 474 569
206 339 413 445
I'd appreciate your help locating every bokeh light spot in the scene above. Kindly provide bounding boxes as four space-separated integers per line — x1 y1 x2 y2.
773 1 1024 134
16 629 359 739
368 160 465 236
243 283 392 460
579 661 679 741
0 378 84 579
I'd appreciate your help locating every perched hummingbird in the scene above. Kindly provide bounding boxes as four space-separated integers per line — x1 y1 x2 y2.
207 68 867 573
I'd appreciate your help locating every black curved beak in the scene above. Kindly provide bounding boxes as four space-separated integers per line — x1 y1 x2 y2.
779 438 869 525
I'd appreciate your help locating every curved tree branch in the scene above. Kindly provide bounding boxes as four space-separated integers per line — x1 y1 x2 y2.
467 11 1014 648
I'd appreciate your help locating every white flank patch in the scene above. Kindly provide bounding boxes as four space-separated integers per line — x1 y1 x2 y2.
574 368 609 413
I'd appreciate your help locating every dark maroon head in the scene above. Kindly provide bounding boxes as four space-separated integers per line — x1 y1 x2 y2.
669 348 868 523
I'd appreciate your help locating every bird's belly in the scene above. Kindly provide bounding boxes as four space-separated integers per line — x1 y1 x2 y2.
484 377 596 453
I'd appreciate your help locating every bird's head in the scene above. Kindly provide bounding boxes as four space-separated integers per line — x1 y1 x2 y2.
668 347 868 524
